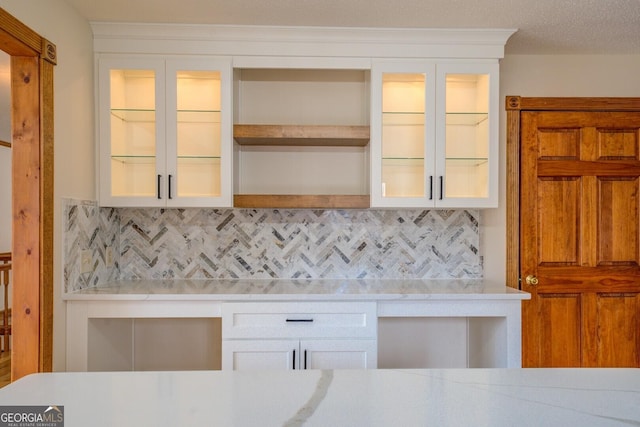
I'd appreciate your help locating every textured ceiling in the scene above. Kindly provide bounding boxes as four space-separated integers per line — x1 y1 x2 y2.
62 0 640 54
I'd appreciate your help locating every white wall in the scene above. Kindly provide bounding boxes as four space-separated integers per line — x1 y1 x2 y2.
0 0 95 371
483 54 640 285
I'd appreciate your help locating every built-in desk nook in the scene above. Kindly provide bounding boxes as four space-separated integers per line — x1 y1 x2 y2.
60 24 525 374
64 279 529 372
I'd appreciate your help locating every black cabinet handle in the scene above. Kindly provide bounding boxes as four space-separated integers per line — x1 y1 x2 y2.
157 174 162 199
168 174 173 199
429 176 433 200
293 349 296 370
286 318 314 323
439 176 444 200
304 350 308 370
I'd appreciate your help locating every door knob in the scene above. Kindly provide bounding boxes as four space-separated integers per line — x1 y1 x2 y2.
525 275 539 286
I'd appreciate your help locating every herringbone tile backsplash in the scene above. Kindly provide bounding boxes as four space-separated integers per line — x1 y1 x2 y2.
64 199 481 291
63 199 119 292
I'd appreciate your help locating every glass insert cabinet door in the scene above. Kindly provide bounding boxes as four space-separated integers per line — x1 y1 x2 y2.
174 71 221 198
382 73 428 198
436 62 498 208
98 57 231 207
101 58 165 206
371 61 498 208
370 62 437 208
165 59 231 207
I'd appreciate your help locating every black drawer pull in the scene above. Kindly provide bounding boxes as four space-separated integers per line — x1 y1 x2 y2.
286 318 314 323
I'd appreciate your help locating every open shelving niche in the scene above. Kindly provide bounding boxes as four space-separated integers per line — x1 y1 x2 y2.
232 68 371 209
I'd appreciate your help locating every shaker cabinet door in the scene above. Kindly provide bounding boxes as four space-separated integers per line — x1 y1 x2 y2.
302 339 377 369
222 339 377 370
222 340 298 371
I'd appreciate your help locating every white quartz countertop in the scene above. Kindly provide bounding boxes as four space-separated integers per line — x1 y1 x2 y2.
0 368 637 426
63 279 529 301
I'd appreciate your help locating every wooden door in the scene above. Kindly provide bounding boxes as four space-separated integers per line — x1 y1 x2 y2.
520 108 640 367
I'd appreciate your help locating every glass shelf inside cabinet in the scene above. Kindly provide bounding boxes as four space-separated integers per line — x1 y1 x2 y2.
445 157 488 166
110 155 156 164
381 157 425 163
111 109 156 122
176 156 221 161
382 111 424 125
445 112 488 126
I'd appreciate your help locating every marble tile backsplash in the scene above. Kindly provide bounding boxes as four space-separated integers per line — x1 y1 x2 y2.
63 199 120 292
63 199 482 291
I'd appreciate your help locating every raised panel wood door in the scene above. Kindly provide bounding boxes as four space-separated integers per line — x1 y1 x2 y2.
521 110 640 367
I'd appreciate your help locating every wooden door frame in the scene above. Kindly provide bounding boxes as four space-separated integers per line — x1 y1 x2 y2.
0 7 56 380
505 96 640 289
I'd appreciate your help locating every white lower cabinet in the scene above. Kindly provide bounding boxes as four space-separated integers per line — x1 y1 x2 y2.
225 339 376 370
221 301 377 370
66 292 525 372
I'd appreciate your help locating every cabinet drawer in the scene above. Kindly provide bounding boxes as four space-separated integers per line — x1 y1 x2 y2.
222 302 377 339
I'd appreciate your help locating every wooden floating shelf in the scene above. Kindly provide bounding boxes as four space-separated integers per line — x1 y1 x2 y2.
233 124 370 147
234 194 370 209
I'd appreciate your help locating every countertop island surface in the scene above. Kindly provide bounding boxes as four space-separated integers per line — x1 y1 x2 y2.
0 368 638 427
63 278 530 301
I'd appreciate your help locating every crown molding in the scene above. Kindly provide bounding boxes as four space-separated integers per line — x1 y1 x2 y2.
91 22 516 60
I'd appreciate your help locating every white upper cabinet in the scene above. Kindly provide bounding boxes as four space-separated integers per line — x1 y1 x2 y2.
98 56 232 207
370 60 499 208
93 24 513 209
